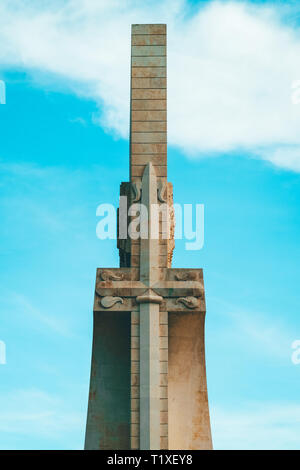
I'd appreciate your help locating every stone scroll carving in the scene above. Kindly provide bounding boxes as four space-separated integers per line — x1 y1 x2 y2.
175 272 197 281
157 181 167 203
99 270 125 281
99 296 124 308
176 296 199 309
131 181 142 202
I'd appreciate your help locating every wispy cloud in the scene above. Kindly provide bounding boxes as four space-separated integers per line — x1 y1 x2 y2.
11 293 73 337
0 388 84 443
209 296 295 361
0 160 95 236
260 145 300 172
228 308 293 360
212 402 300 449
1 1 300 170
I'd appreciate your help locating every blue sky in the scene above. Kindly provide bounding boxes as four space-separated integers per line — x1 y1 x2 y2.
0 0 300 450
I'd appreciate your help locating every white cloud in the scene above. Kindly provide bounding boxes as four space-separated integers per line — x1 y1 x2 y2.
212 402 300 449
0 388 84 441
210 297 295 361
1 1 300 170
260 145 300 172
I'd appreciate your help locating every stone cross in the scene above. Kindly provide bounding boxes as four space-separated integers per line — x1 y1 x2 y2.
85 24 212 451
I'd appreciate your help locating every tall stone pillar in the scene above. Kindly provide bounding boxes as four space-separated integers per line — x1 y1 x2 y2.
85 24 212 451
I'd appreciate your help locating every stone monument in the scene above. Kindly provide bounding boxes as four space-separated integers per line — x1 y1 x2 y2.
85 24 212 450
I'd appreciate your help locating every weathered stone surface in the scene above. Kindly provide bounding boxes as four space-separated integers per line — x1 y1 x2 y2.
160 351 168 363
132 77 166 89
160 399 168 411
168 312 212 449
160 411 168 423
131 121 166 132
159 311 168 324
131 89 166 100
131 398 140 410
131 344 139 357
132 66 166 78
132 56 166 67
132 24 166 35
86 23 212 452
160 436 168 449
132 99 166 111
131 143 167 154
132 45 166 56
131 132 166 143
85 312 131 450
131 110 166 121
131 165 167 177
131 154 167 167
132 35 166 46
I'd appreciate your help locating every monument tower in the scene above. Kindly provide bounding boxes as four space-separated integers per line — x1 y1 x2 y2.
85 24 212 450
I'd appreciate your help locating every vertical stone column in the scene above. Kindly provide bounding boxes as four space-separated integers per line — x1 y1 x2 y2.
138 163 162 450
129 24 169 450
130 23 168 272
139 302 160 450
159 311 168 449
131 311 140 449
130 23 167 183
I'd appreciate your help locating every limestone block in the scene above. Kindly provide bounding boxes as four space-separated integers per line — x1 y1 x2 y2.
131 411 139 424
132 24 166 35
131 132 166 143
160 399 168 411
131 423 139 437
132 100 166 111
131 78 166 88
131 45 166 56
132 56 166 67
132 67 166 78
131 122 166 132
160 361 168 373
131 385 139 398
131 89 166 100
131 110 166 121
160 437 168 449
132 35 166 46
131 398 140 411
131 166 167 177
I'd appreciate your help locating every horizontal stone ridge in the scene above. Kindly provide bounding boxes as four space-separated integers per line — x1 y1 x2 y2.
132 24 166 35
132 100 166 110
131 122 166 132
132 56 166 67
132 45 166 56
132 78 166 88
132 35 166 46
131 110 166 121
132 67 166 78
131 77 167 88
131 132 166 143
